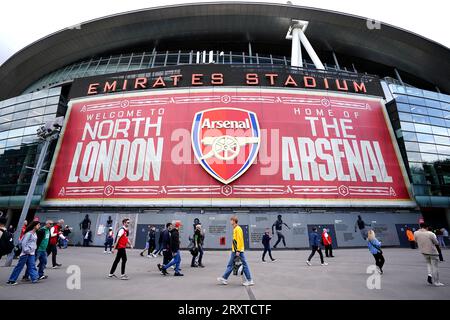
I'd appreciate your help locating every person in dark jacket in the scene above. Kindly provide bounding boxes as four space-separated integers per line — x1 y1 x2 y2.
147 226 157 257
262 228 276 263
158 221 183 276
160 223 173 266
191 224 205 268
306 227 328 266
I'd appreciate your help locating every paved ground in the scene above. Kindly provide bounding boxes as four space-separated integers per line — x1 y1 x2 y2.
0 247 449 300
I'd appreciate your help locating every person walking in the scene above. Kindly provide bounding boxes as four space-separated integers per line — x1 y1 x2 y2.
355 215 371 240
414 223 444 286
47 220 64 268
104 227 114 254
0 217 14 261
61 225 71 249
272 215 290 248
191 224 205 268
406 227 416 249
6 221 41 285
108 218 133 280
83 229 93 247
306 227 328 266
80 215 91 245
154 227 164 256
261 228 276 263
158 221 183 276
367 230 385 274
322 228 334 258
217 216 254 286
442 228 449 247
147 226 157 258
161 223 173 267
436 228 446 248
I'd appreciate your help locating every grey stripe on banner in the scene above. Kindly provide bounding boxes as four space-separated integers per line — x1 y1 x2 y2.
245 286 256 300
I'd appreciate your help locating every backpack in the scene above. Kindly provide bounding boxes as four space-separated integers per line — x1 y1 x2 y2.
0 229 15 255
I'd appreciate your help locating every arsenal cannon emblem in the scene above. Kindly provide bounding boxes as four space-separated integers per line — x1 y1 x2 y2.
191 107 261 184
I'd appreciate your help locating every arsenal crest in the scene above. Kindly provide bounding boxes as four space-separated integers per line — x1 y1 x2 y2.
191 108 260 184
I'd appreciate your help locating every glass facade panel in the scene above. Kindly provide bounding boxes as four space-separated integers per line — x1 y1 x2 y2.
388 84 450 207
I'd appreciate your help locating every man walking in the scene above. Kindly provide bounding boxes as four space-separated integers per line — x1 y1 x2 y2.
414 223 444 286
108 218 133 280
355 215 371 240
272 215 290 248
406 227 416 249
80 214 91 245
217 216 254 286
47 220 64 268
306 227 328 266
161 222 173 266
322 228 334 258
158 221 183 276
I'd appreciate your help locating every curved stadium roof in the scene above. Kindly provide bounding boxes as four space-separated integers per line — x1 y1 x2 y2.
0 1 449 100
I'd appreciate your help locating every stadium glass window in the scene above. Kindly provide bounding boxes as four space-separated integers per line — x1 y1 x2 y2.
429 117 446 127
402 131 417 142
0 105 15 115
6 137 22 148
153 54 166 67
416 133 435 143
427 108 444 119
421 153 439 162
434 135 450 146
414 123 432 134
105 58 119 73
95 58 109 74
398 112 412 122
412 114 429 124
46 96 59 105
0 122 11 132
410 105 427 115
437 146 450 156
25 116 43 126
12 110 28 121
29 99 46 109
396 103 410 113
23 125 40 136
178 53 190 64
405 142 420 152
394 95 408 103
408 96 426 106
419 143 437 154
443 110 450 119
10 119 27 130
28 107 45 117
406 87 423 97
412 174 427 184
166 53 179 66
44 105 58 114
409 162 424 173
432 126 448 136
407 151 422 162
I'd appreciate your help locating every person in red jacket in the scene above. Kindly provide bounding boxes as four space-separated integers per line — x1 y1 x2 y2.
47 219 65 268
322 228 334 258
108 218 133 280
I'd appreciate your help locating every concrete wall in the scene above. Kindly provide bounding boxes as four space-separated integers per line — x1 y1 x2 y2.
36 209 421 249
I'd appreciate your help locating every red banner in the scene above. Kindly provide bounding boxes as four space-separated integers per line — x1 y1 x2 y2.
43 88 414 207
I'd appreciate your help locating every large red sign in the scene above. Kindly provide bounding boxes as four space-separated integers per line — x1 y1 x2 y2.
43 88 414 207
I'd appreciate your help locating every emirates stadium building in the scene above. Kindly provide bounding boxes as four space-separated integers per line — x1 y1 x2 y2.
0 2 449 249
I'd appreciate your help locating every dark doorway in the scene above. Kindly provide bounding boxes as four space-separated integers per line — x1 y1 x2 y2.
240 224 250 250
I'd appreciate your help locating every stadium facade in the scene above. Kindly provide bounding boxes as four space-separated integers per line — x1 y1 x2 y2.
0 2 449 249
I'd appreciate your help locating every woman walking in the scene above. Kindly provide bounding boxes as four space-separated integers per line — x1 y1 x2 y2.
367 230 385 274
6 221 41 285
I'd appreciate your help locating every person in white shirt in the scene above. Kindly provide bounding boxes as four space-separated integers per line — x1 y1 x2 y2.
414 223 444 287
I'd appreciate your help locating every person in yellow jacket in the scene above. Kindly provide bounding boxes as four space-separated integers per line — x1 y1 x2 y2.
217 216 254 286
406 227 416 249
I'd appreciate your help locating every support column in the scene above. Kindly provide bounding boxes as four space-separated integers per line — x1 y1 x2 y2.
290 26 302 67
297 27 325 70
332 51 340 70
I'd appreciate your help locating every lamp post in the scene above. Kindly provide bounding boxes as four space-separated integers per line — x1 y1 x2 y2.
4 118 62 266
